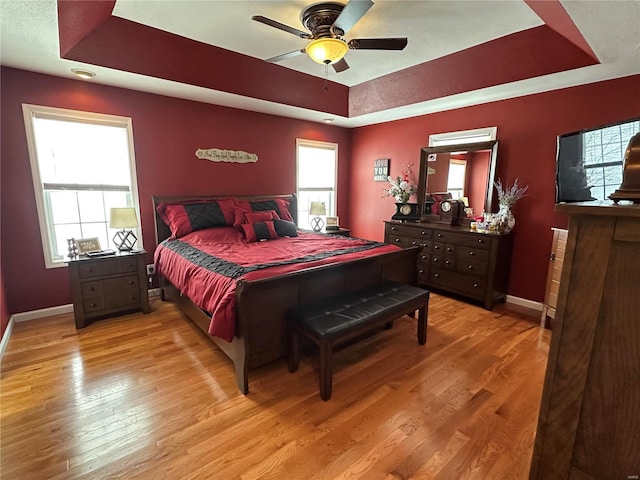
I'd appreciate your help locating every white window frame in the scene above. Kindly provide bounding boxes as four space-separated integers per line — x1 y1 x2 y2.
429 127 497 147
296 139 338 229
22 104 142 269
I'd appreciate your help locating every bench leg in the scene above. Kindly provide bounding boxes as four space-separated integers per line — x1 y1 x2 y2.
417 305 427 345
319 340 333 401
288 328 300 373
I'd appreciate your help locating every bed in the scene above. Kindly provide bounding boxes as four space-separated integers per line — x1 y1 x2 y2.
153 194 419 394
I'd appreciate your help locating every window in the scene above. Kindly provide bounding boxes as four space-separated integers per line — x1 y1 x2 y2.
583 119 640 201
23 104 141 268
296 139 337 229
446 159 467 200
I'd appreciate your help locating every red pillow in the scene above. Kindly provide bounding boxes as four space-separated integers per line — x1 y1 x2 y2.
232 208 280 228
157 198 236 238
241 221 279 242
234 198 294 223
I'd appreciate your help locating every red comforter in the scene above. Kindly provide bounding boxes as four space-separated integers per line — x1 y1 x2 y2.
154 227 400 341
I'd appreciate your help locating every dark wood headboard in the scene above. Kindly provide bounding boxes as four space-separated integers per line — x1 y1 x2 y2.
152 194 298 245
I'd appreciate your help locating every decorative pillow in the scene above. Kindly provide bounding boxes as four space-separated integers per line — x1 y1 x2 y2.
232 208 279 228
241 221 279 243
234 198 294 223
273 219 298 237
157 198 235 238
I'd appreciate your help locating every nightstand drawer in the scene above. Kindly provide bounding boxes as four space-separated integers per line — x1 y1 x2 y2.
77 257 140 279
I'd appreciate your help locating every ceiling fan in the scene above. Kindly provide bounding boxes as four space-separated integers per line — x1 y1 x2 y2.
252 0 408 73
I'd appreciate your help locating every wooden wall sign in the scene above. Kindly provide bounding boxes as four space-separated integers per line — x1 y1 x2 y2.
196 148 258 163
374 158 390 181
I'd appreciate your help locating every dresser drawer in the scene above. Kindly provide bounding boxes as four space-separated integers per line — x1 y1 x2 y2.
429 269 486 298
456 258 488 276
386 223 432 239
432 230 491 250
457 246 489 263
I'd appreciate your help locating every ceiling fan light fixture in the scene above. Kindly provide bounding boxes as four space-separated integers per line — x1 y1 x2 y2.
306 38 348 65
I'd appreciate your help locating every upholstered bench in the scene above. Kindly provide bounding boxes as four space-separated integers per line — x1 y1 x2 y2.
287 280 429 400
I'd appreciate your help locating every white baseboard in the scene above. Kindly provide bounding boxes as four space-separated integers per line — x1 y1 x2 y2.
11 304 74 323
0 316 16 360
506 295 543 312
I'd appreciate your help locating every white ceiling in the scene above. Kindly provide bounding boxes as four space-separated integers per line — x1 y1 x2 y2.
1 0 639 127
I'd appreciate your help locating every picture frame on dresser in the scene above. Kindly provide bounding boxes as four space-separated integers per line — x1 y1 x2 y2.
76 237 102 255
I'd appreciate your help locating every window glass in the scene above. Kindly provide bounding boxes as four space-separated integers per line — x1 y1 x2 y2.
583 119 639 201
296 140 338 230
23 105 140 267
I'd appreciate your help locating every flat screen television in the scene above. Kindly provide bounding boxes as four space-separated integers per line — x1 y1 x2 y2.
556 117 640 203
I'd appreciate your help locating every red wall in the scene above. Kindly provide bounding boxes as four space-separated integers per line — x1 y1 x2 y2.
0 67 351 316
349 74 640 302
0 271 8 339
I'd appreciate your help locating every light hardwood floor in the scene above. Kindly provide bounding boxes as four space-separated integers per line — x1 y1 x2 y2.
1 293 550 479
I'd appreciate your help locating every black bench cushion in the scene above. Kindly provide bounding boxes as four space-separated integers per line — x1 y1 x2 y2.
288 281 428 340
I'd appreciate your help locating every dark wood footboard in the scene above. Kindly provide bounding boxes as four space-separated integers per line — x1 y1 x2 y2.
159 246 419 394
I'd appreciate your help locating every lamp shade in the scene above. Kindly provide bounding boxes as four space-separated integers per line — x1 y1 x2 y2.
309 202 327 216
306 38 348 65
109 207 139 229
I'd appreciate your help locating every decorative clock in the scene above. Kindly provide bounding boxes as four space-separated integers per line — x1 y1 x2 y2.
391 203 420 222
436 199 465 225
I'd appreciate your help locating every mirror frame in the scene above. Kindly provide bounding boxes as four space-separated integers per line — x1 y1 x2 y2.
417 140 498 217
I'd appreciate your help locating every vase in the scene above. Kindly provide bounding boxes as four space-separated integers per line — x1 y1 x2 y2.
395 193 410 203
497 204 515 232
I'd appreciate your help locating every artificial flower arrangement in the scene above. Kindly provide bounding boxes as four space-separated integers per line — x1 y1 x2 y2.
494 178 529 207
383 163 417 203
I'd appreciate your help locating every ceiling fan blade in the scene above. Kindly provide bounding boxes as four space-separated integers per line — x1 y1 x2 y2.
331 0 373 36
252 15 312 39
332 58 350 73
265 49 306 63
348 38 408 50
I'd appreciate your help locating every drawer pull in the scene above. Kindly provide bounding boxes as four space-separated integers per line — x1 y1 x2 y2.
421 231 427 236
421 255 428 260
419 269 424 274
391 226 398 231
446 247 453 252
395 238 401 243
434 273 439 278
90 303 97 307
433 245 439 250
473 283 479 288
411 241 418 246
89 286 95 291
128 280 134 285
445 260 451 265
477 239 485 244
469 251 475 256
468 265 473 270
437 233 443 238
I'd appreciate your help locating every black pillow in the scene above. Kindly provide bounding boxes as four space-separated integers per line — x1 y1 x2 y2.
273 219 298 237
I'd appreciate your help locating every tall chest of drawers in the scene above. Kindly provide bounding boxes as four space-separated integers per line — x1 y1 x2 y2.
68 250 150 328
384 222 512 309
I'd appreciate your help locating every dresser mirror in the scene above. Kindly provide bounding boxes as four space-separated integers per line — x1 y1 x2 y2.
416 140 498 219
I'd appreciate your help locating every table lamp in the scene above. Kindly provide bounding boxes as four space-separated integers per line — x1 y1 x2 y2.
309 202 326 232
109 207 139 251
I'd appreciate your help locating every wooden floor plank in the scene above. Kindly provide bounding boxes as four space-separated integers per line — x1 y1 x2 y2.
1 294 550 479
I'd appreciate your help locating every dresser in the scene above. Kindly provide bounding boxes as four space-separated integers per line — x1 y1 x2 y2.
68 250 150 328
529 203 640 480
540 227 568 328
384 221 512 309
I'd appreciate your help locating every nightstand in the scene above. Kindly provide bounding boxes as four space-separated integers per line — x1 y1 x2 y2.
68 250 150 329
323 227 351 236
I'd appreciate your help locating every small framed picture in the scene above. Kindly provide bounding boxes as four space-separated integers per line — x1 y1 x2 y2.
76 237 101 254
325 216 340 230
